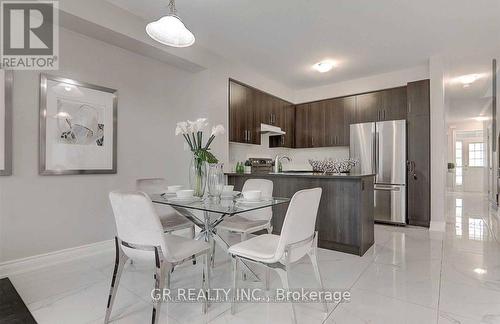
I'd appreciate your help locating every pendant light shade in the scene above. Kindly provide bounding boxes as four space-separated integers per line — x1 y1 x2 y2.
146 0 195 48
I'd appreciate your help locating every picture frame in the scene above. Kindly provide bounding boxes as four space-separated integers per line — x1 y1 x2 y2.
39 74 118 175
0 70 13 176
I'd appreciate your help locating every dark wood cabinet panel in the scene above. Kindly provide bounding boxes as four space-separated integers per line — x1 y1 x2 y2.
355 92 381 123
228 174 374 256
229 81 247 143
381 87 407 121
294 103 310 148
407 79 430 117
324 96 355 146
406 79 430 227
294 102 326 148
269 103 295 148
309 101 326 147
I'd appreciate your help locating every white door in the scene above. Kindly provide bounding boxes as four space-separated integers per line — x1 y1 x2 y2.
454 139 486 192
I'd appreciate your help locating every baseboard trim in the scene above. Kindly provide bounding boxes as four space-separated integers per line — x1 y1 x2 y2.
429 221 446 232
0 240 114 279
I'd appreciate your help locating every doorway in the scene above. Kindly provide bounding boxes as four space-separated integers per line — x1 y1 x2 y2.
453 130 486 192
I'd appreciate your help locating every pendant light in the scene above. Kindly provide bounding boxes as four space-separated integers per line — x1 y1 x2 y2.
146 0 195 48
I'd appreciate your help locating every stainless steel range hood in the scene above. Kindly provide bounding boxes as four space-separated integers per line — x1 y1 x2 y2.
260 123 285 136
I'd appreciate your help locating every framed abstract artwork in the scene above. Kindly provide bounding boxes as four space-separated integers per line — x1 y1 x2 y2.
39 74 118 175
0 70 13 176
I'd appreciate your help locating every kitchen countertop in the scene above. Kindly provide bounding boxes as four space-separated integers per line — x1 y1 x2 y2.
225 172 376 179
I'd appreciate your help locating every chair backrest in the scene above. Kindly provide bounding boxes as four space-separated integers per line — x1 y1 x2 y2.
241 179 273 221
274 188 322 263
136 178 168 195
109 190 170 261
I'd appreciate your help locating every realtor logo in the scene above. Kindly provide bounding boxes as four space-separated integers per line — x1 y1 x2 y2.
1 1 59 70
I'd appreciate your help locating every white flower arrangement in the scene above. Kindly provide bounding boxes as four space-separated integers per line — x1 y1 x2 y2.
175 118 225 163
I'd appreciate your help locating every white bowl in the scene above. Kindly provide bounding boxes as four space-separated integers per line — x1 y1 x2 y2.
242 190 261 202
176 189 194 199
167 185 183 193
223 185 234 192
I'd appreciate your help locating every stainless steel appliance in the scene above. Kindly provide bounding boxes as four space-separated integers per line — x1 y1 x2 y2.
248 158 273 174
350 120 406 225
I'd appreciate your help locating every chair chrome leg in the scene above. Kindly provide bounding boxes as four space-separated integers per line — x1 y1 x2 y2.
202 252 211 314
231 256 239 315
266 225 273 234
105 237 128 324
275 267 297 324
210 238 216 268
308 248 328 314
192 225 197 265
151 247 166 324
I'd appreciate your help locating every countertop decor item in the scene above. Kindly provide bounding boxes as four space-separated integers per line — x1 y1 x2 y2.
176 118 224 197
39 74 117 175
146 0 195 48
308 158 358 174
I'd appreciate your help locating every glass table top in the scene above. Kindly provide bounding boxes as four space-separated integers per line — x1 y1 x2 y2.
150 194 290 215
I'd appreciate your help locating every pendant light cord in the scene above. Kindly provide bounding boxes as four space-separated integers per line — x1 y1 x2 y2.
168 0 177 15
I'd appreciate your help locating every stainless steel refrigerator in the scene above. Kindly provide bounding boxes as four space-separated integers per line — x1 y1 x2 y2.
350 120 406 225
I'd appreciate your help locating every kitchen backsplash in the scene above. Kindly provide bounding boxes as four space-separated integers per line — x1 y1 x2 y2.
228 134 349 171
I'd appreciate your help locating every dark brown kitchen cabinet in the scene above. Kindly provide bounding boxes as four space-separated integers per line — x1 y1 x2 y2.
295 102 326 148
407 79 430 117
325 96 355 146
406 79 430 227
270 103 295 148
381 87 407 120
355 92 381 123
354 87 407 123
294 103 311 148
229 80 260 144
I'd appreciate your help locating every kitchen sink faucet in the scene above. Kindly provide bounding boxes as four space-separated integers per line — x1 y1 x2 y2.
274 155 291 173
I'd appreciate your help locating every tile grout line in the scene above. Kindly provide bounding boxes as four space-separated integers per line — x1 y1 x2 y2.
322 238 385 323
435 239 444 323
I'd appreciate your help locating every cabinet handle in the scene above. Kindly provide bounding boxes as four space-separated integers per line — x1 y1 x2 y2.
244 130 248 142
248 130 252 142
281 136 285 146
377 110 380 121
383 110 386 120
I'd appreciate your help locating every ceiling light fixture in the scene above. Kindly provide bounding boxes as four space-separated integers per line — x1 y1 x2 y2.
146 0 195 48
473 268 487 275
474 116 490 122
313 60 336 73
454 74 482 87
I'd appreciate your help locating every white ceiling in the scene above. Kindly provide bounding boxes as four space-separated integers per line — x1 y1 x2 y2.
106 0 500 90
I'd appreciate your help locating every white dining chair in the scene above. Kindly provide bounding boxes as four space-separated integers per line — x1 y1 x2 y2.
105 191 211 324
218 179 274 241
136 178 196 237
228 188 327 324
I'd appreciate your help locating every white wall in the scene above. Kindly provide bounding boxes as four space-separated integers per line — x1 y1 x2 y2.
0 27 294 263
229 136 349 171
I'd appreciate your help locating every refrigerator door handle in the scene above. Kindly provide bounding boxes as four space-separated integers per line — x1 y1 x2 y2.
375 131 380 176
375 185 401 191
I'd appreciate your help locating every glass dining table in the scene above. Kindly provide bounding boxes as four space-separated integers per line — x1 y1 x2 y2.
150 194 290 279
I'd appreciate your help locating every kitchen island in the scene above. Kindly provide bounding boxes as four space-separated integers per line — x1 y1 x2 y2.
226 172 375 256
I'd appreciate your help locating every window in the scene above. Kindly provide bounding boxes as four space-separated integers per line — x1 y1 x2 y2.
455 141 463 185
468 142 484 167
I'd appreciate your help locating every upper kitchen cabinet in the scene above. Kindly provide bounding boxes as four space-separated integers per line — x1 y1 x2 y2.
354 87 407 123
228 80 260 144
380 87 407 120
355 92 381 123
270 103 295 148
324 96 355 146
407 79 430 117
294 103 310 148
295 101 326 148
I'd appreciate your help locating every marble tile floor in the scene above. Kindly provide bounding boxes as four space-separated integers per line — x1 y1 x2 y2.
8 191 500 324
